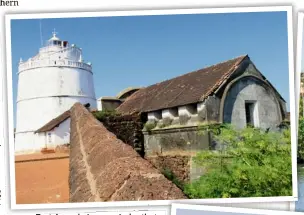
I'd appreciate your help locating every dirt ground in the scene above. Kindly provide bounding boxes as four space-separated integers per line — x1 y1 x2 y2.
15 153 69 204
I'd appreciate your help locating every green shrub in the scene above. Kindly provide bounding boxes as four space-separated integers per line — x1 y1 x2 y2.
158 122 166 128
184 125 292 198
93 110 120 121
300 96 303 119
298 117 304 162
298 95 304 162
144 121 157 131
198 123 228 135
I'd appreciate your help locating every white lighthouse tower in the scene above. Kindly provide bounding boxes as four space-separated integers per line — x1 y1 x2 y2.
15 30 96 154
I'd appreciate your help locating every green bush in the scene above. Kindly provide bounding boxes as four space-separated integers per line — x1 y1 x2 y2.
158 122 166 129
184 125 292 198
298 117 304 162
298 93 304 162
144 121 157 131
93 110 120 121
198 123 228 136
300 96 303 119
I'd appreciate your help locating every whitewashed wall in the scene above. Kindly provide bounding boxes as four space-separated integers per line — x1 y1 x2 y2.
52 118 70 147
17 66 95 101
97 98 102 110
15 118 71 154
14 132 45 154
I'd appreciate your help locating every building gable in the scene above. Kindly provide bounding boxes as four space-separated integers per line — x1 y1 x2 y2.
214 58 285 104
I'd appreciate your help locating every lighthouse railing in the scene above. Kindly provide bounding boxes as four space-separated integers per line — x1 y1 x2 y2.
18 59 92 73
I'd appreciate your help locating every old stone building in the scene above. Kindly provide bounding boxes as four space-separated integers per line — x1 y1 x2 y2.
92 54 287 182
116 55 286 129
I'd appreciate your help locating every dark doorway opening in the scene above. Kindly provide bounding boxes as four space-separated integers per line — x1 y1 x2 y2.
245 101 255 127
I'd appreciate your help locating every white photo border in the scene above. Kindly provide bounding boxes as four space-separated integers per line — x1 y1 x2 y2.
4 5 297 210
296 13 303 129
171 203 302 215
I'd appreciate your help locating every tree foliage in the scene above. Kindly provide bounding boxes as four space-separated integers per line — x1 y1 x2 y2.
300 96 303 119
298 117 304 162
184 125 292 198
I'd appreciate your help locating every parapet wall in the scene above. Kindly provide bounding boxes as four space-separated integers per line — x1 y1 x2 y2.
143 126 210 157
69 103 187 202
143 126 211 182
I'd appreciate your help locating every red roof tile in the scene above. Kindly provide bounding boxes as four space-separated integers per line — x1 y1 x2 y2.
117 55 248 114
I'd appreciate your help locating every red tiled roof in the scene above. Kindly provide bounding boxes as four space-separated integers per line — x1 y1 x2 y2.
117 55 248 115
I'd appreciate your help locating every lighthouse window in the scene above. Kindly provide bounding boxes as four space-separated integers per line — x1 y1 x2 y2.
48 133 52 143
52 40 62 46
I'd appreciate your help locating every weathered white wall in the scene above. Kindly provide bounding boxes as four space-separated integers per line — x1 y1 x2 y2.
177 105 198 125
223 78 282 130
15 132 45 154
97 98 102 110
197 102 205 113
42 118 71 149
162 108 178 119
53 118 70 146
15 118 71 154
147 111 162 121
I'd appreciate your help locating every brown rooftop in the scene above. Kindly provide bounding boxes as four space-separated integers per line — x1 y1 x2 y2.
117 55 248 115
35 110 70 133
35 106 100 133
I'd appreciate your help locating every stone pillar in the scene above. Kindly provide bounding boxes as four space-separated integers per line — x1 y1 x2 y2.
178 105 198 125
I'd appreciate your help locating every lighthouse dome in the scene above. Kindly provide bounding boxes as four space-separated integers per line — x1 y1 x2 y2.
49 30 60 41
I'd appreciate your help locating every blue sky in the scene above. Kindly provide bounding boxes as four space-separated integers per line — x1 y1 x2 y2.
10 11 290 125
